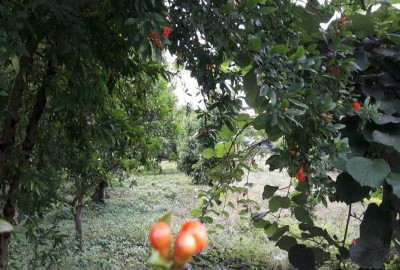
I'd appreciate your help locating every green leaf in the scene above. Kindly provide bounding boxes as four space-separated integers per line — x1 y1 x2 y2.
350 236 387 269
350 14 375 37
271 44 290 55
386 172 400 199
260 6 277 15
291 193 307 205
288 98 309 109
276 235 297 251
158 212 172 224
360 203 392 245
191 208 202 217
252 113 269 130
335 172 371 204
202 148 215 159
253 218 269 229
243 69 258 107
372 130 400 152
11 54 19 74
291 46 305 61
294 207 313 225
0 219 13 233
269 225 289 241
265 154 280 171
203 216 214 224
289 244 316 270
248 35 261 51
346 157 390 188
269 196 291 213
262 185 279 200
264 222 278 235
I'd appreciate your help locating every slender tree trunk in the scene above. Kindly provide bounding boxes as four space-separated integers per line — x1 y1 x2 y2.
73 203 84 249
91 180 108 203
0 58 54 268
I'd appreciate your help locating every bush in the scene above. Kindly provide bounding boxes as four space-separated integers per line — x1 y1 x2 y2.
176 109 217 185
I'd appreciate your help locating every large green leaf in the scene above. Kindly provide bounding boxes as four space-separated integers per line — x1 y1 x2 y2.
372 130 400 152
335 172 371 204
350 236 388 269
346 157 390 187
289 244 316 270
294 207 314 225
202 148 215 159
360 203 392 245
350 14 375 37
262 185 279 200
243 69 259 107
276 235 297 251
386 172 400 199
269 196 291 213
252 113 269 130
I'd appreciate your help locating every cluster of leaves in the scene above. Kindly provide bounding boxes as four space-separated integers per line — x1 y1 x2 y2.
167 0 400 269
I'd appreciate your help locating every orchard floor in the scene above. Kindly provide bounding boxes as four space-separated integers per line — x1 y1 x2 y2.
9 161 371 270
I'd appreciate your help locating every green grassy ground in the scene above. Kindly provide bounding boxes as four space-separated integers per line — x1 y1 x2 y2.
9 162 369 270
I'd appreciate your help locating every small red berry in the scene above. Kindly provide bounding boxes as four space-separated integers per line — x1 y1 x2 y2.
352 239 357 246
233 0 237 7
162 27 171 38
154 39 162 49
328 66 341 77
149 32 161 40
353 102 361 111
289 150 296 156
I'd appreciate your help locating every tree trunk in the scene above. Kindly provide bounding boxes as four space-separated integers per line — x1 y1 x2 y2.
91 180 108 203
0 38 40 185
0 57 54 268
73 204 84 249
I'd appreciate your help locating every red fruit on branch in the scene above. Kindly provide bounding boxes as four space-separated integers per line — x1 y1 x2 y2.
353 102 360 111
181 221 208 253
149 222 172 259
163 27 171 38
289 150 296 156
328 66 341 77
173 232 197 265
149 32 161 41
295 166 305 182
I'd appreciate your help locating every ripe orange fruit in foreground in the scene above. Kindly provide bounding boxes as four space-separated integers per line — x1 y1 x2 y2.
181 220 208 253
173 231 197 265
149 221 172 259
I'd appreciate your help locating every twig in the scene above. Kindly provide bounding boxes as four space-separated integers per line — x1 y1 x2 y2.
342 204 352 247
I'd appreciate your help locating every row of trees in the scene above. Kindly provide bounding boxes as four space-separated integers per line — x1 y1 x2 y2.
0 0 182 266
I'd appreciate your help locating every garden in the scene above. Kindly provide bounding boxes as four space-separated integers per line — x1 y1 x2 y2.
1 0 400 269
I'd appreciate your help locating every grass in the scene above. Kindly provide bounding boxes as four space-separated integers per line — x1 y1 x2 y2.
9 161 373 270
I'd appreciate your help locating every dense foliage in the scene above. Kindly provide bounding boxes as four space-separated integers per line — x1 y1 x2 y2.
167 0 400 269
